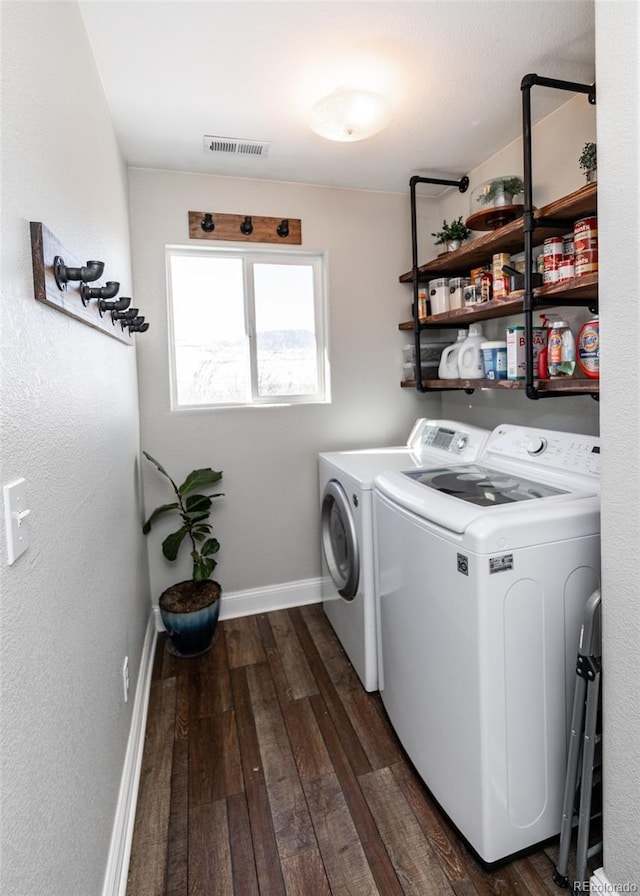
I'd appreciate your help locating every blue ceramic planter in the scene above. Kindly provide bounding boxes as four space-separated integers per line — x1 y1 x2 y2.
159 580 221 657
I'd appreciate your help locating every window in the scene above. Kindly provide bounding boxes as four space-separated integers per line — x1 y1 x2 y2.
166 245 329 408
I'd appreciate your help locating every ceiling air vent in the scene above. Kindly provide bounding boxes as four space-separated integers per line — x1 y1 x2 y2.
203 135 270 157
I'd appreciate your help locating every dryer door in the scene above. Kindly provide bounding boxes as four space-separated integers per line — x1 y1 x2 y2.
321 479 359 600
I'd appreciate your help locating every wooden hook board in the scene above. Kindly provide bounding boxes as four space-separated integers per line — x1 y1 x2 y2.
188 211 302 245
29 222 132 345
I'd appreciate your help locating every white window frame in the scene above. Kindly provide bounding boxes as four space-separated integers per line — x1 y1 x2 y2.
166 244 330 410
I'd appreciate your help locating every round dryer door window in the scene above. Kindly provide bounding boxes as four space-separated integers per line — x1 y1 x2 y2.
321 479 359 600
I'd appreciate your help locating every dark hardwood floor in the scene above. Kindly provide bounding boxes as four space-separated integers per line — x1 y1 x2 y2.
126 604 579 896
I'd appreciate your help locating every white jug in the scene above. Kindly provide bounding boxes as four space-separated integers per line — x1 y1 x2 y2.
457 324 486 379
438 329 467 379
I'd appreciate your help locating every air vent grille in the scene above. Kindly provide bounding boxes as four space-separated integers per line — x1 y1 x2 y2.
203 135 270 157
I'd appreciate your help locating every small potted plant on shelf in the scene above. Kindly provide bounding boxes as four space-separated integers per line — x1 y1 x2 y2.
579 142 597 183
142 451 224 657
476 176 524 208
431 216 472 253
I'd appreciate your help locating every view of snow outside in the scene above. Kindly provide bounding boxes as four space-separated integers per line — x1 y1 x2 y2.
170 254 318 406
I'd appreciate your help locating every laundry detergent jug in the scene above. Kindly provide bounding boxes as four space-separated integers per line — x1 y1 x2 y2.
438 329 467 379
457 324 486 379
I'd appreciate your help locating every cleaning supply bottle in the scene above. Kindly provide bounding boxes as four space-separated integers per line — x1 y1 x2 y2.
577 315 600 378
537 314 553 379
438 329 467 379
457 323 486 379
548 317 576 377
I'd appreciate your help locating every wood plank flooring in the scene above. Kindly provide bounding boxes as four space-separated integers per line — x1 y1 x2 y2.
126 604 581 896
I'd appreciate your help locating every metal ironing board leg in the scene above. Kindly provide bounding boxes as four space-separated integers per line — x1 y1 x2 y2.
554 589 602 889
554 672 587 887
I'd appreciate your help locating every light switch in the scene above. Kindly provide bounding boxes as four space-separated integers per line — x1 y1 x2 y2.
3 478 30 565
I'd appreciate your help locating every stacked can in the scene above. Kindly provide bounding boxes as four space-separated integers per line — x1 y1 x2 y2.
542 237 564 284
492 253 511 299
574 216 598 277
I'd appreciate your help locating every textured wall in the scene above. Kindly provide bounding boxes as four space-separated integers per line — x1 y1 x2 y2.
0 3 151 894
129 169 441 601
595 0 640 887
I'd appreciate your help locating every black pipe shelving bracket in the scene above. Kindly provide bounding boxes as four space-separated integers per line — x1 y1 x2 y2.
409 174 470 392
520 73 597 401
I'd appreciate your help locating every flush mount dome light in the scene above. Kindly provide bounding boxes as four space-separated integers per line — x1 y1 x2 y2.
310 88 392 142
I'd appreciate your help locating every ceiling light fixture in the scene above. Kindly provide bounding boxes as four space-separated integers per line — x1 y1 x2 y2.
309 88 392 142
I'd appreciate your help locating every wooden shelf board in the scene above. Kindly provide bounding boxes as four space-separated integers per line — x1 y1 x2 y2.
398 274 598 330
399 182 598 282
401 377 599 393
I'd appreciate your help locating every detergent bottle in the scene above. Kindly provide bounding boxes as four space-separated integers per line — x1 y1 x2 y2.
548 317 576 377
457 324 486 379
577 315 600 379
438 329 467 379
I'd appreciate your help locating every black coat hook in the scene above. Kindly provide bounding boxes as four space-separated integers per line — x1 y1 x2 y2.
276 219 289 238
111 307 138 326
240 216 253 235
201 213 215 233
129 321 149 333
122 316 145 330
80 281 120 307
54 257 104 291
98 296 131 318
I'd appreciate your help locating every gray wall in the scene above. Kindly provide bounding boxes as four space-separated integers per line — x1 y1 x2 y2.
129 170 441 603
596 0 640 887
0 4 151 894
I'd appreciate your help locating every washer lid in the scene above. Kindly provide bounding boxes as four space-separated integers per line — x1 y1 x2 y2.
375 467 598 535
404 464 567 507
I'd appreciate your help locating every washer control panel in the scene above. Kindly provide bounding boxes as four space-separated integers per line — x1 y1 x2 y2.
486 425 601 477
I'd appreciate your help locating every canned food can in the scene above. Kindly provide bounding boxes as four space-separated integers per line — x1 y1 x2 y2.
575 249 599 277
563 235 574 257
558 259 575 282
574 235 599 254
543 237 564 257
543 268 560 285
480 272 493 303
574 216 598 237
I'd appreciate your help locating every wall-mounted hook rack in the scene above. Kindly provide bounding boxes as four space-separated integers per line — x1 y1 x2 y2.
30 223 133 345
80 280 120 307
188 210 302 245
98 296 130 317
54 257 104 291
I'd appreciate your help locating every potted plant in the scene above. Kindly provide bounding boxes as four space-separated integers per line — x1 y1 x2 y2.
431 216 472 252
579 142 597 182
476 176 524 207
142 451 224 657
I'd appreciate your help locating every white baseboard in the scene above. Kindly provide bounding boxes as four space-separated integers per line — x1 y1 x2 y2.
590 868 613 892
101 614 158 896
152 576 322 630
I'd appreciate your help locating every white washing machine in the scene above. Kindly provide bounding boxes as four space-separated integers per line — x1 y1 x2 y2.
319 419 489 692
373 423 601 864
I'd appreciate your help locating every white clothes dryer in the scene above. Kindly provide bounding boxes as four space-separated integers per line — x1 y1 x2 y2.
374 423 601 863
318 419 489 691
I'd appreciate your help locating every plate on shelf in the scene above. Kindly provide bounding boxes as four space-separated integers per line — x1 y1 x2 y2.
466 204 525 232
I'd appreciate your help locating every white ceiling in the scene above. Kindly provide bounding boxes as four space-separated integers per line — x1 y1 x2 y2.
79 0 596 196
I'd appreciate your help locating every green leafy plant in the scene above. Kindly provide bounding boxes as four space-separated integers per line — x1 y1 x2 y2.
579 142 597 172
431 216 472 246
142 451 224 582
476 176 524 205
